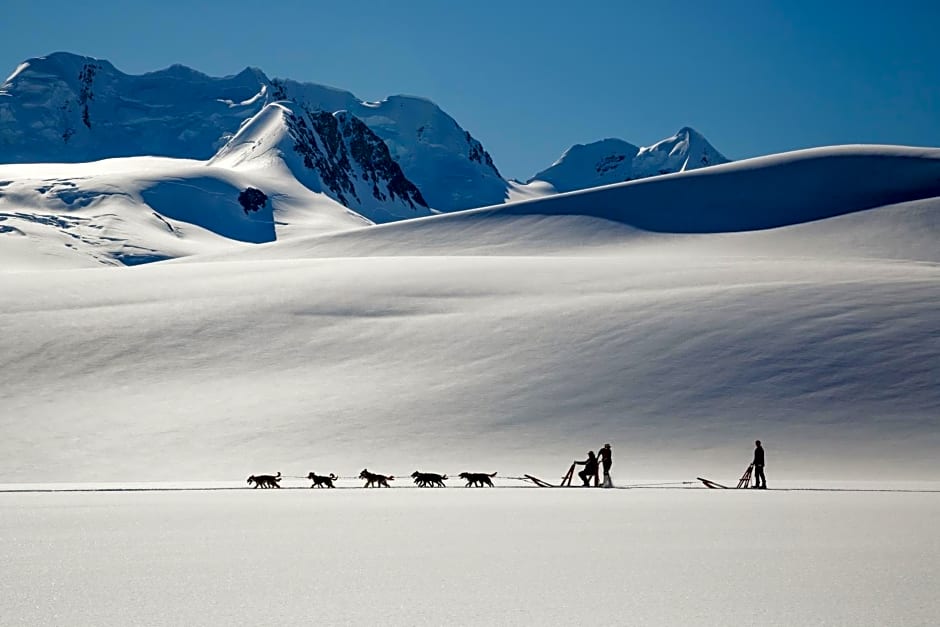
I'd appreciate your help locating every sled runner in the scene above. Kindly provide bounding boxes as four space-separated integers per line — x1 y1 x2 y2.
697 464 753 489
524 462 583 488
523 474 557 488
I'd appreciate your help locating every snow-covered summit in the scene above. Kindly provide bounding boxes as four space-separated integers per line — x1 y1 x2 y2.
212 102 431 223
266 78 509 210
638 126 728 172
529 127 729 192
0 52 270 161
0 52 504 212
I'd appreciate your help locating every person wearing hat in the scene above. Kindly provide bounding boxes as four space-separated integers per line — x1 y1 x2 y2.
752 440 766 489
575 451 599 486
598 443 613 487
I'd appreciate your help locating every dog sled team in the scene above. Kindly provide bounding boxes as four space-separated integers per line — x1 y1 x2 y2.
246 443 623 489
247 441 767 490
247 469 500 489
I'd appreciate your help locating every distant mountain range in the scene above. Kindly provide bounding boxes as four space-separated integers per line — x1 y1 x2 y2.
0 52 728 222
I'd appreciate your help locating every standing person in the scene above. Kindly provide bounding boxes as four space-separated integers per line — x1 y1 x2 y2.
752 440 766 489
575 451 599 487
598 443 613 487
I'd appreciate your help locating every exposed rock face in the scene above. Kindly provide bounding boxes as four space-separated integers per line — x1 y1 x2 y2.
336 112 428 210
77 62 97 129
237 188 268 214
285 105 428 218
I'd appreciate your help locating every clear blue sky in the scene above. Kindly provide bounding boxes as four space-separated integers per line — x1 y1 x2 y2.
2 0 938 179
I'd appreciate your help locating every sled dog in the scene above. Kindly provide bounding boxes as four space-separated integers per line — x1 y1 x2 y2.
247 472 281 488
307 472 338 488
359 469 394 488
411 471 447 487
458 472 497 487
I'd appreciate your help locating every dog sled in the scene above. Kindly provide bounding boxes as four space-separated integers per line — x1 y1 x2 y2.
522 474 558 487
697 464 753 489
523 462 611 488
522 462 576 488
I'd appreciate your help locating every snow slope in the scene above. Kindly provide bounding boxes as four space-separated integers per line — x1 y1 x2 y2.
0 153 367 270
1 145 938 483
198 145 940 261
528 127 729 192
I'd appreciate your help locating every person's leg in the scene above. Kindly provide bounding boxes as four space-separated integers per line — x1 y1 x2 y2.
756 465 766 488
578 469 590 485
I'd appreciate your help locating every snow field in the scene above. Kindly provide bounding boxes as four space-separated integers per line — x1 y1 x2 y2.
1 251 938 483
2 489 938 626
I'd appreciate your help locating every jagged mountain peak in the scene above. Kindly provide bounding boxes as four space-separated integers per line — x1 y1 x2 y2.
529 128 729 192
675 125 701 138
637 126 729 172
209 102 291 168
643 126 722 154
212 101 431 223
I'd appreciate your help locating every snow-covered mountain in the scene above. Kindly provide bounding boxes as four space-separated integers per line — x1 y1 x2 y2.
4 92 456 267
0 53 266 161
528 127 729 192
212 102 431 223
0 91 454 269
0 52 505 212
1 52 733 216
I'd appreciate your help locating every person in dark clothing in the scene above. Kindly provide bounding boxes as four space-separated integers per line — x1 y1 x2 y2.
598 443 613 487
752 440 766 489
575 451 599 486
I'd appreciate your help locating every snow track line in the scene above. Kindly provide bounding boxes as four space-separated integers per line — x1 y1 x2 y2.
0 485 582 494
1 485 939 495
